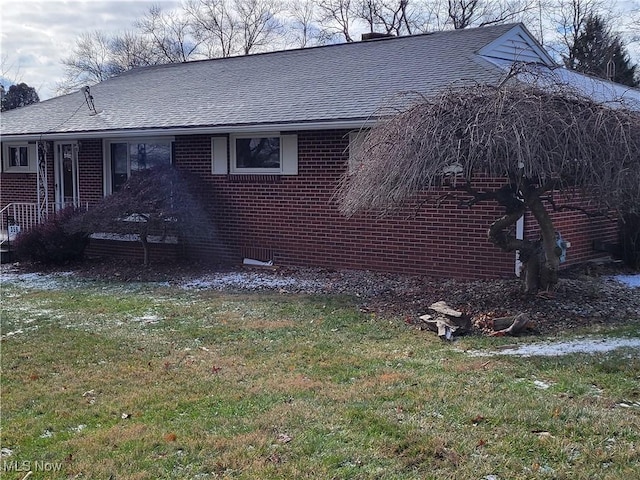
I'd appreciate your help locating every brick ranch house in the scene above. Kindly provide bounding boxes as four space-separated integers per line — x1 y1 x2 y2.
1 23 635 278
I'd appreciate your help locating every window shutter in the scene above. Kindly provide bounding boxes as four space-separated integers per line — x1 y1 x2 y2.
281 134 298 175
211 137 228 174
28 144 37 170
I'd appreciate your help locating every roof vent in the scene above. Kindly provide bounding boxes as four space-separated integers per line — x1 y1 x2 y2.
361 32 395 41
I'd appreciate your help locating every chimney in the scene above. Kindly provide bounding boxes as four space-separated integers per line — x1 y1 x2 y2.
361 32 395 41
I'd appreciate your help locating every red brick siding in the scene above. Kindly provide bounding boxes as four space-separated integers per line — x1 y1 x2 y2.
3 133 618 279
0 172 37 205
523 191 618 267
78 139 105 208
174 131 518 279
1 139 104 214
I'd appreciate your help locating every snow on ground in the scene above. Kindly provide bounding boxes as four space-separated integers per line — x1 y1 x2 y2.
467 337 640 357
179 271 324 291
2 267 639 355
0 271 77 290
612 274 640 288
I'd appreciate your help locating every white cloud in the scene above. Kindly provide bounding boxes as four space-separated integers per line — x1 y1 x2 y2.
0 0 179 99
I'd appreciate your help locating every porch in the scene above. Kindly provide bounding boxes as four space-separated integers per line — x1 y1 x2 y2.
0 202 40 262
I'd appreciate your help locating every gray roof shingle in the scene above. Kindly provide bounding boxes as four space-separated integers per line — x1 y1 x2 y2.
1 23 525 138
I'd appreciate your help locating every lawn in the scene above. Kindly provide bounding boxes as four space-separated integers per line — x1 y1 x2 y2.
1 273 639 479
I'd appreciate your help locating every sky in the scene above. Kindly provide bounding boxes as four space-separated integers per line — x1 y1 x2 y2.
0 0 180 99
1 0 639 101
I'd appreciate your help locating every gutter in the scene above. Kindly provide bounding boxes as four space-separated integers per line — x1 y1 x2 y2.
0 119 376 142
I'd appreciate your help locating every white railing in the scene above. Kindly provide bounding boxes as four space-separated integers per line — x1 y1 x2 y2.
0 203 40 244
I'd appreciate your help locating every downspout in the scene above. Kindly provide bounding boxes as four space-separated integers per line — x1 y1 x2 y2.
515 215 524 277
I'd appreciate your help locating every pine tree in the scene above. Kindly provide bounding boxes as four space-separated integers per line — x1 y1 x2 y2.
565 14 638 88
0 82 40 111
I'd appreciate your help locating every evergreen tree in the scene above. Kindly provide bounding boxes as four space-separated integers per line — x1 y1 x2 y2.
0 82 40 111
565 14 638 88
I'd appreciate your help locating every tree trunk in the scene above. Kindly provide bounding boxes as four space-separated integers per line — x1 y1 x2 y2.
140 233 150 266
523 187 561 293
486 182 562 295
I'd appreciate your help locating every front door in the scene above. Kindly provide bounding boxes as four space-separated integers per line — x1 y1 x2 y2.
54 142 79 211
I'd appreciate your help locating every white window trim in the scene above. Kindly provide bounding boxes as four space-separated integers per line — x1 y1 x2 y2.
230 132 283 174
103 137 174 194
2 142 37 173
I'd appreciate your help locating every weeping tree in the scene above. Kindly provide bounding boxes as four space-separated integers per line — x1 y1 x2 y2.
73 165 214 266
338 80 640 294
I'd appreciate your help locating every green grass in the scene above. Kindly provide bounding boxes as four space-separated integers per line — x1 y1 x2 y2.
1 279 639 479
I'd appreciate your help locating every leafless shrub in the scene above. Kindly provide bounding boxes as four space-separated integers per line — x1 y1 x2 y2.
339 81 640 217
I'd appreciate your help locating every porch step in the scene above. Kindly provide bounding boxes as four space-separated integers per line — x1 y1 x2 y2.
1 247 13 264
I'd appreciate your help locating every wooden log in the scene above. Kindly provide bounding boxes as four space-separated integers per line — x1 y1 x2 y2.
429 301 463 317
490 313 530 336
419 313 471 340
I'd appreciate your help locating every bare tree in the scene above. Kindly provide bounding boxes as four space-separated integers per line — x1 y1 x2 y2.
135 4 203 63
317 0 356 42
235 0 283 54
109 31 159 71
445 0 537 29
185 0 241 57
285 0 324 48
356 0 416 35
1 53 22 87
58 31 118 94
338 78 640 294
545 0 611 63
74 165 214 266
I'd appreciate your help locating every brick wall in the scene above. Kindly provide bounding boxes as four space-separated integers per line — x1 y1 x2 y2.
523 191 618 267
78 139 105 208
1 139 104 214
3 133 618 279
174 130 616 279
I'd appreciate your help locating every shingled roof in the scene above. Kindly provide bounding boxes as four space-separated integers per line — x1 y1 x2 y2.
1 23 554 139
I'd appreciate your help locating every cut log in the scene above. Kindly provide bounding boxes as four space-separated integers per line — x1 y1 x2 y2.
419 313 471 340
490 313 530 336
429 301 462 317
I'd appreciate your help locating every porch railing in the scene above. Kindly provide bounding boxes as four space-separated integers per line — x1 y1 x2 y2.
0 202 40 247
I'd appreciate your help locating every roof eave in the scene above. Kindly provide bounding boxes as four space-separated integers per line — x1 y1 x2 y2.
0 118 376 142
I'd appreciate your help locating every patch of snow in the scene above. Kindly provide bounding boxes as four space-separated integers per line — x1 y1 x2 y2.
2 329 24 338
180 271 323 291
612 274 640 288
533 380 552 390
1 271 76 290
468 337 640 357
90 232 178 244
131 314 161 325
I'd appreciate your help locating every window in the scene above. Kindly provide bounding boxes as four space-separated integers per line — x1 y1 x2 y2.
236 136 280 169
106 138 173 192
228 133 297 175
2 142 36 173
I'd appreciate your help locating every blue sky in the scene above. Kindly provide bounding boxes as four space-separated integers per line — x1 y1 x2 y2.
1 0 638 100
